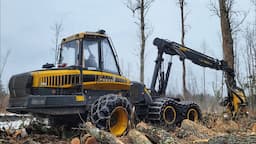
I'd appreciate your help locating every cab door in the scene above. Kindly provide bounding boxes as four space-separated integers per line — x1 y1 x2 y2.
83 37 130 91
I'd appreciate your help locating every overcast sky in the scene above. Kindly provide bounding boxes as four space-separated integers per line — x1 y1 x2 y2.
0 0 253 94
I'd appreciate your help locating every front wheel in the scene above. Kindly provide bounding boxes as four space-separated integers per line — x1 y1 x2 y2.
90 94 131 136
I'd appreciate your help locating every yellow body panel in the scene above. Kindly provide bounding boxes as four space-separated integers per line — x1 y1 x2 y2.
31 69 130 91
75 95 85 102
232 90 247 113
180 47 188 52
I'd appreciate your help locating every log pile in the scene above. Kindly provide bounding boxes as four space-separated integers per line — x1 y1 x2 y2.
76 122 178 144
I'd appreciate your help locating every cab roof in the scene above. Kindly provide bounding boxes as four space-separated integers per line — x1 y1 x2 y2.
61 30 107 44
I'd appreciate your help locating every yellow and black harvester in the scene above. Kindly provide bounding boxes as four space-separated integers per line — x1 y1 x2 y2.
7 30 246 136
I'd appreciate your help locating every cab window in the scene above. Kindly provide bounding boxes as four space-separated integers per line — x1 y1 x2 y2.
59 40 79 66
102 39 119 74
83 39 100 70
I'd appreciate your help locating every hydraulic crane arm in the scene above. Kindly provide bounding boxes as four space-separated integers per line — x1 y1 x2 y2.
153 38 234 77
151 37 247 117
151 37 234 94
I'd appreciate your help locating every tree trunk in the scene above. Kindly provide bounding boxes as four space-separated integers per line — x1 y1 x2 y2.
179 0 188 99
136 122 178 144
218 0 235 86
127 129 152 144
126 0 154 83
83 122 124 144
140 0 145 83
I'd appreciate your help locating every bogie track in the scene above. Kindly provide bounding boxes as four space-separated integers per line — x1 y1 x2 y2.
147 97 202 126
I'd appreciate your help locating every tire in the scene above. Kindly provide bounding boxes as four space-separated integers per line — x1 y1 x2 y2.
148 98 179 126
186 103 202 122
90 94 131 136
162 104 177 125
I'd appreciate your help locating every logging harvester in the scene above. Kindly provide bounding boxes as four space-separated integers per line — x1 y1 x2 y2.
7 30 247 136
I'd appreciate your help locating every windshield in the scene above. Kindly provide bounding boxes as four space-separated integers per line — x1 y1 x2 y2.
59 40 79 67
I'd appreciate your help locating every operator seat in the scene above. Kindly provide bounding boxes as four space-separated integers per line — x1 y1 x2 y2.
85 54 97 68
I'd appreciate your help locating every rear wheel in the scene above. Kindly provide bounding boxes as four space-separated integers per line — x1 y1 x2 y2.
186 104 202 122
90 94 131 136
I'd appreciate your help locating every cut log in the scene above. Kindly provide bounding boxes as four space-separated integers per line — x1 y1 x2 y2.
84 122 124 144
71 137 81 144
81 134 91 144
127 129 152 144
84 136 98 144
81 134 98 144
136 122 178 144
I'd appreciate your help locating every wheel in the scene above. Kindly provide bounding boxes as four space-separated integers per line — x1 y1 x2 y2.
186 103 202 122
162 105 177 125
90 94 131 136
148 98 179 126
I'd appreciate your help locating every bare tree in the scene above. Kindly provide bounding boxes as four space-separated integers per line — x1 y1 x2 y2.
210 0 247 87
201 41 207 97
51 22 63 65
0 81 9 112
187 67 199 96
243 0 256 111
218 0 235 87
244 26 256 110
177 0 190 99
211 71 223 112
0 50 10 112
126 0 154 83
0 50 10 80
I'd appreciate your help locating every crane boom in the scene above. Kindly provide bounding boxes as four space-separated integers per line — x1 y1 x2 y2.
153 38 234 76
151 37 247 118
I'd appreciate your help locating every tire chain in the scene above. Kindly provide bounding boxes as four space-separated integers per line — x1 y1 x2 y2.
90 94 131 130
